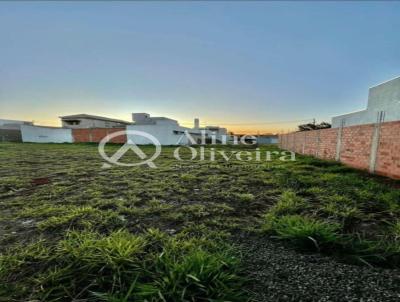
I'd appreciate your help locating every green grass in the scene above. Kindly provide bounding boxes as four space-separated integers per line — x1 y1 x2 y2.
268 190 306 215
264 214 340 251
235 193 255 203
1 142 400 300
0 229 245 301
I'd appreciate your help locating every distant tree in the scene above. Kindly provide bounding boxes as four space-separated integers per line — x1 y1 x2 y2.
317 122 332 129
298 122 331 131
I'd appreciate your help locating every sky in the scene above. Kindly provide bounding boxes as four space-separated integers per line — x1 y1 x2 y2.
0 2 399 133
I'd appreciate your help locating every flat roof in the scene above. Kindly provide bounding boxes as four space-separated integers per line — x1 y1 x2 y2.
60 114 131 124
152 117 178 122
0 118 33 125
369 76 400 89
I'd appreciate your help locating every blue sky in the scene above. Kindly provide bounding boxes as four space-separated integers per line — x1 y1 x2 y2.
0 1 399 132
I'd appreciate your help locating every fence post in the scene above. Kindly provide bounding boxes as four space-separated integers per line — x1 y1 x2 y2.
286 133 289 149
316 130 321 157
292 133 295 151
369 111 385 173
335 119 345 161
89 129 93 143
302 132 306 154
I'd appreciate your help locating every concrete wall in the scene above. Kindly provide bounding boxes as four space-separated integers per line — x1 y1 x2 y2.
0 128 22 142
332 110 370 128
332 77 400 128
127 122 199 145
279 120 400 179
368 77 400 110
21 125 73 143
202 127 228 143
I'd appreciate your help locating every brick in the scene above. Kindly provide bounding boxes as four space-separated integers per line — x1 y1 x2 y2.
72 128 126 143
279 121 400 180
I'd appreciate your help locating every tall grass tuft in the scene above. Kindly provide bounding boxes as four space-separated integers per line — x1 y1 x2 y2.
265 214 340 251
0 229 246 301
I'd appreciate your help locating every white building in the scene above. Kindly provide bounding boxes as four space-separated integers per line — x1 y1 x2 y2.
0 119 34 142
332 76 400 128
256 134 279 144
13 112 228 145
0 119 33 128
21 125 73 143
60 114 131 129
127 113 228 145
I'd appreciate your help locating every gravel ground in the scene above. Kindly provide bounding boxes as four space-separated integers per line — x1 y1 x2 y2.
236 234 400 302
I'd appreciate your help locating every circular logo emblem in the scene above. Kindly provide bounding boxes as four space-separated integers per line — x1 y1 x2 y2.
98 130 161 168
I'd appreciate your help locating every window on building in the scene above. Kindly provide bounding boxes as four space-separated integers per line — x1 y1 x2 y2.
65 120 80 125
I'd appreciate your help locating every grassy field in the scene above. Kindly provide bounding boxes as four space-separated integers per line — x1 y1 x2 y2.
1 142 400 301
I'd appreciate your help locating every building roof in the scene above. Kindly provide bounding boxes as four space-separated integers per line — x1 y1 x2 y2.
369 75 400 89
152 117 178 122
132 116 178 125
0 119 33 126
59 114 131 125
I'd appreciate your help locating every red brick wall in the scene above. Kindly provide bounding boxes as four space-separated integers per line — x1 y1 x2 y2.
72 128 126 143
278 121 400 180
318 128 338 160
375 121 400 179
303 131 318 156
340 124 373 170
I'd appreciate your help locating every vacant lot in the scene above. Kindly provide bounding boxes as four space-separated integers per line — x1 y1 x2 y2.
1 143 400 301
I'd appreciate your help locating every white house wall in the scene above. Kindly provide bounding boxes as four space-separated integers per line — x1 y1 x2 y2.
331 110 370 128
332 77 400 128
126 124 195 145
21 125 73 143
